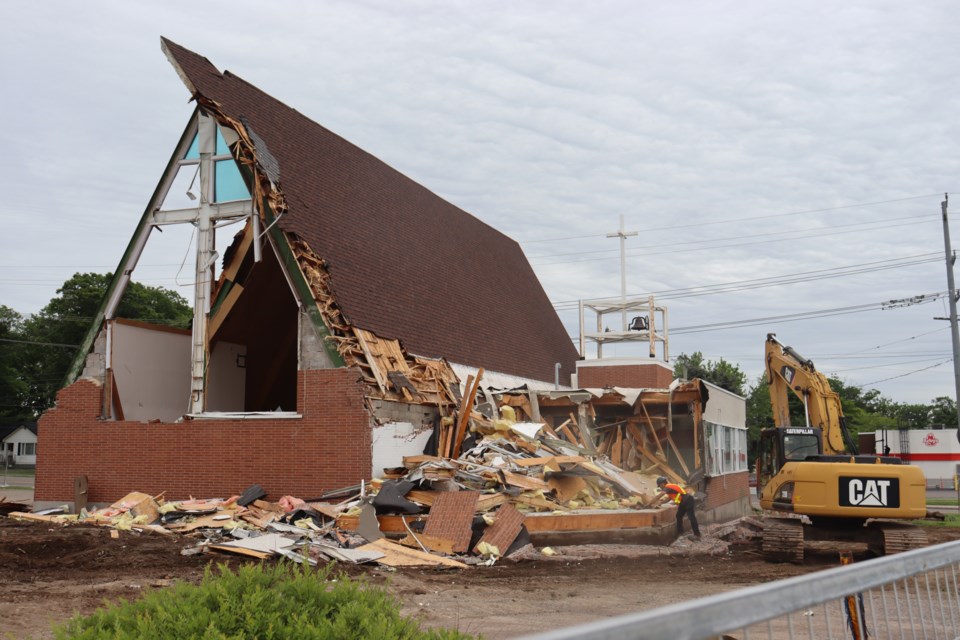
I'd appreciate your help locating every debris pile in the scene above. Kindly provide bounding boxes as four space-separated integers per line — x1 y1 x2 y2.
5 410 691 569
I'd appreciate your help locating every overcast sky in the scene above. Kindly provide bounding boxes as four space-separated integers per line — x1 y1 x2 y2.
3 1 960 405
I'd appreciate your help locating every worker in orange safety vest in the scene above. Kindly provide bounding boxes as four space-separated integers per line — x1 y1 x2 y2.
656 476 701 539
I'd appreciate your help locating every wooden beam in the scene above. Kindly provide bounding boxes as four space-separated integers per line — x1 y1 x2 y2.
665 433 691 477
633 441 685 485
636 404 667 459
452 369 483 458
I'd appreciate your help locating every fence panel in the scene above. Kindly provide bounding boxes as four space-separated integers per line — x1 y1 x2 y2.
517 540 960 640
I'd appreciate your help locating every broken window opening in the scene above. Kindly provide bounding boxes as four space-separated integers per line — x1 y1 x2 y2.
206 231 298 413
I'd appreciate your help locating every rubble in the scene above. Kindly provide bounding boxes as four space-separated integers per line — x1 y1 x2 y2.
9 366 725 568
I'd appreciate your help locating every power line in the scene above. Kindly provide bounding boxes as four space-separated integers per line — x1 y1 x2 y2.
860 359 953 387
517 193 944 245
829 356 950 374
669 291 946 335
526 212 933 262
551 252 942 309
839 326 951 355
0 337 80 348
531 218 934 266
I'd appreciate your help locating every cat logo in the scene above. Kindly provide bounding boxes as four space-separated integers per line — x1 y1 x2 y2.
780 365 796 385
838 477 900 508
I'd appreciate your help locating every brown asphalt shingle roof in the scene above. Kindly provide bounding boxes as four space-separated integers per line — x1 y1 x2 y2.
161 38 579 384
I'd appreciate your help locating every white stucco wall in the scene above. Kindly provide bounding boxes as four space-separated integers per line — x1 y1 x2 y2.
701 381 746 428
874 428 960 484
111 320 191 422
370 421 433 479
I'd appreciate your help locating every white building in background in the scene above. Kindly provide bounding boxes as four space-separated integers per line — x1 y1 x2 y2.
0 421 38 467
872 427 960 488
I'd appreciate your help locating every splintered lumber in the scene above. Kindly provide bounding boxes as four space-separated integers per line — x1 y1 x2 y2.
522 508 673 533
356 538 467 568
451 369 484 457
512 493 566 512
477 492 509 512
546 475 588 503
612 428 623 467
399 532 455 554
501 470 550 492
8 512 65 524
513 455 586 467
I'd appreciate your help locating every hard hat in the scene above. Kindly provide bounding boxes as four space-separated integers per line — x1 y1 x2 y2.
656 476 667 486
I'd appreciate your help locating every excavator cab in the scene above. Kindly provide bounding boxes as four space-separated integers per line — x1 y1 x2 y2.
756 426 822 498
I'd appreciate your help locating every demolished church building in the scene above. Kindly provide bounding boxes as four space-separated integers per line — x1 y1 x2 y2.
35 39 750 530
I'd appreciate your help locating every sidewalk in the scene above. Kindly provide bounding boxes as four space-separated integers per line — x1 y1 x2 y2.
0 471 34 506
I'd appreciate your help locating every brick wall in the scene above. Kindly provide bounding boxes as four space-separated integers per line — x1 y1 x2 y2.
35 368 372 504
703 471 750 509
576 363 674 389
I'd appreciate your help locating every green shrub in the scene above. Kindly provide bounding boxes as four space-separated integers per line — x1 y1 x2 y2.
53 562 474 640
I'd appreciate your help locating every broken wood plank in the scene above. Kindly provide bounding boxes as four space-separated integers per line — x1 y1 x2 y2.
523 508 672 533
513 455 587 468
511 493 566 512
354 328 390 394
612 427 623 467
546 475 588 504
356 538 467 569
399 532 455 554
477 492 508 512
501 470 550 492
8 512 66 524
452 369 483 458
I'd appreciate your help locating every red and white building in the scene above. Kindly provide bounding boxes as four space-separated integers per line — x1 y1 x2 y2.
872 428 960 488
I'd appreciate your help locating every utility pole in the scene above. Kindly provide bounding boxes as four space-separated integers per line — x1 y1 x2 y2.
606 215 638 331
940 193 960 443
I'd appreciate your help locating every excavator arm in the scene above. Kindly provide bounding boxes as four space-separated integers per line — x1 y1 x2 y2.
765 333 856 455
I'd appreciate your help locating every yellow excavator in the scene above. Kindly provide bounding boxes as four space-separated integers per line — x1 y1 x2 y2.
757 333 927 562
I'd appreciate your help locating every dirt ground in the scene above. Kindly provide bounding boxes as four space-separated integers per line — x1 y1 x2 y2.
3 518 958 640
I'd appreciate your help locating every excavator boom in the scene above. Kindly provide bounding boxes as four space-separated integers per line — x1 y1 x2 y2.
765 333 855 454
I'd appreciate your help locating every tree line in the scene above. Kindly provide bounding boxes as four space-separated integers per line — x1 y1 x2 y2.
673 351 958 450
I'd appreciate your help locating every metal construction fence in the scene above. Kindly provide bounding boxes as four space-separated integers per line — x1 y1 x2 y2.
518 540 960 640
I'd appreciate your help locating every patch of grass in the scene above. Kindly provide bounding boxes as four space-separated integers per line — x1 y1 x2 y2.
926 498 960 507
915 513 960 528
52 562 475 640
1 468 35 478
0 483 32 490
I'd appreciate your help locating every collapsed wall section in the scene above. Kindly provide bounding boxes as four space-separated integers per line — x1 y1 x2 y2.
35 369 371 505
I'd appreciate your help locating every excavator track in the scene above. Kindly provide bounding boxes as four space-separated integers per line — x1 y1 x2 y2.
869 522 928 555
762 517 804 563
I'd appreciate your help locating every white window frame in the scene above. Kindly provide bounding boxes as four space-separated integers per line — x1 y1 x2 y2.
704 420 747 477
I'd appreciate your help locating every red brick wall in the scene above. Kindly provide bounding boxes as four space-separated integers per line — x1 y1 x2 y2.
35 368 372 504
576 363 674 389
703 471 750 510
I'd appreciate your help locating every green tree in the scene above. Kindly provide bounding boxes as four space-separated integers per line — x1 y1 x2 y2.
673 351 747 396
928 396 957 428
893 403 930 430
18 273 192 417
0 305 29 418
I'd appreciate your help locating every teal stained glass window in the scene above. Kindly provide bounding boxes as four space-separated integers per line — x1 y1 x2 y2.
215 160 249 202
216 129 230 155
183 133 199 160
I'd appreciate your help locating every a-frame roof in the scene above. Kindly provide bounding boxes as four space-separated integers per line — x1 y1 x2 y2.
161 38 578 383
